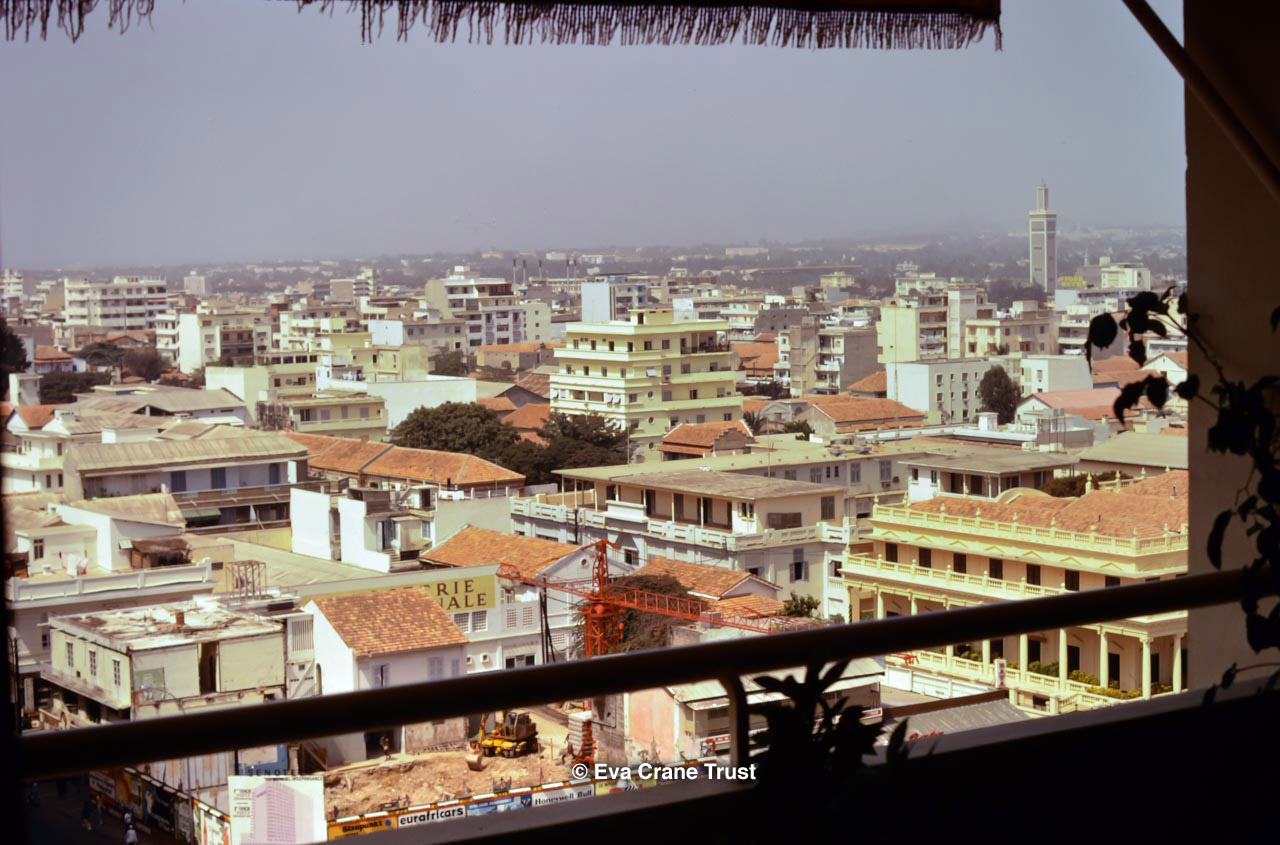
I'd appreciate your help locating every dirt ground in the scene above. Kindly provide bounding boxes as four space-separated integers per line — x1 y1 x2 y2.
324 707 575 818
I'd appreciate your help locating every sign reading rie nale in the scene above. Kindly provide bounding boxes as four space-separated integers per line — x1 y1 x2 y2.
298 564 498 612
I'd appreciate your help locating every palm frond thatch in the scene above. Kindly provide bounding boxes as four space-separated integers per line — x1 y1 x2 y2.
3 1 1001 49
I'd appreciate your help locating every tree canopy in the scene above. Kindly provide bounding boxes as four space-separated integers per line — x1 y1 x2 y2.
596 574 693 653
430 350 469 377
741 379 788 399
0 318 30 391
123 348 166 382
38 371 110 404
977 364 1022 424
390 402 518 460
1040 471 1129 498
782 592 821 618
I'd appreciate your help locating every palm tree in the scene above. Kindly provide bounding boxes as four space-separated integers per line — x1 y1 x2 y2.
744 411 764 435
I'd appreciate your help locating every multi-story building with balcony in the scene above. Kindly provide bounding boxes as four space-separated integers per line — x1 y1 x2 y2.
267 393 387 441
877 283 990 364
155 306 271 372
550 308 741 462
581 276 651 322
3 407 168 493
62 430 312 531
64 276 169 332
423 267 524 348
842 471 1189 711
960 299 1058 357
512 444 921 618
774 320 878 396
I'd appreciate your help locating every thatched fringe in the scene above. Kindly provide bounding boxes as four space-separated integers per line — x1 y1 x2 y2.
2 0 153 42
2 1 1001 50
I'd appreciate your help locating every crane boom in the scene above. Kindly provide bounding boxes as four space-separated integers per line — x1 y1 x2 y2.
496 540 805 656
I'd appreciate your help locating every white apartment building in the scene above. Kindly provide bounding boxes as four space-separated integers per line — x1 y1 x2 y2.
991 354 1092 396
550 308 741 461
64 276 169 331
156 307 271 372
774 321 878 396
886 358 992 424
581 276 651 322
423 267 524 348
877 284 989 365
512 467 853 618
960 299 1057 357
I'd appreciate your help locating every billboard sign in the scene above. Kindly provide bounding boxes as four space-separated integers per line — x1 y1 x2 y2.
228 775 325 845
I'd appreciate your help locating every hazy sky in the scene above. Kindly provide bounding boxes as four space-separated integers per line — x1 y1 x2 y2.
0 0 1184 267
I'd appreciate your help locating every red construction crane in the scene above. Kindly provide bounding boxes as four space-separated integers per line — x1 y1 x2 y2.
497 539 808 657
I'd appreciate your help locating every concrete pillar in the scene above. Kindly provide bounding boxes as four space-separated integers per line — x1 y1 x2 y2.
1099 630 1110 687
1142 637 1152 700
1058 628 1068 682
909 593 918 615
982 638 991 665
875 589 884 620
1019 633 1028 671
1173 633 1184 691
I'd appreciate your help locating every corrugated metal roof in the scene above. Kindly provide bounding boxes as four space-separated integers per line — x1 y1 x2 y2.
67 431 307 473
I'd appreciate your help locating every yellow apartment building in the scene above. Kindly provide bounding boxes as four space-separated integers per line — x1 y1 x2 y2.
842 471 1189 712
550 309 742 462
277 394 387 441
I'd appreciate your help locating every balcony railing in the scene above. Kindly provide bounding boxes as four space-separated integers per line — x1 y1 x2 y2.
20 568 1266 785
871 503 1188 555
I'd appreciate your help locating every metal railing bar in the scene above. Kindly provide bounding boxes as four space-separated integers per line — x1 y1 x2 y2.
17 568 1266 780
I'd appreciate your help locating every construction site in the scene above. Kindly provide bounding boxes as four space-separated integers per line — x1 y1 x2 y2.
323 704 592 818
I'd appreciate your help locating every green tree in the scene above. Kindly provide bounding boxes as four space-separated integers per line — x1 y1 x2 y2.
430 350 469 377
540 412 627 451
390 402 518 461
574 574 692 653
74 342 126 369
782 592 821 618
38 371 111 404
0 318 31 390
783 420 813 440
742 379 788 399
123 348 166 382
743 410 765 435
977 364 1022 424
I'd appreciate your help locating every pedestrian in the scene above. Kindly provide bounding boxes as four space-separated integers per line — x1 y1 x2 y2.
123 808 133 828
125 824 138 845
82 798 94 832
95 792 104 825
381 733 392 761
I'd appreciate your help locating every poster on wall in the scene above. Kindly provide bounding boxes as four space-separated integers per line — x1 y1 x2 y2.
228 775 325 845
194 800 230 845
465 793 533 815
143 778 176 835
176 798 195 843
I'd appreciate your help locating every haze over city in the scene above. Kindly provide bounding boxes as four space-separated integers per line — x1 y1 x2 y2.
1 0 1183 268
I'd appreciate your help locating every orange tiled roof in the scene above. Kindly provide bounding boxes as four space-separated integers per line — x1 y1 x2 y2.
743 398 769 414
1092 357 1142 373
710 594 785 618
504 403 551 432
635 556 754 599
515 372 551 398
732 342 779 374
907 478 1187 539
518 430 548 446
15 404 65 429
1116 469 1189 498
34 345 71 362
847 370 887 393
301 436 394 474
310 588 467 657
363 448 524 488
660 420 754 451
1092 369 1159 387
1161 426 1189 437
753 333 777 343
1153 351 1189 368
804 396 926 426
282 432 348 459
422 525 581 578
478 397 518 415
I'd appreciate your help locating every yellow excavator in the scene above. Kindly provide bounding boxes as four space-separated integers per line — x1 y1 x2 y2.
465 711 540 771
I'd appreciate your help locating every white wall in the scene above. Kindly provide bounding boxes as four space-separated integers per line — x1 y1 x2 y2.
55 505 182 571
290 488 335 560
319 377 478 429
336 496 392 572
